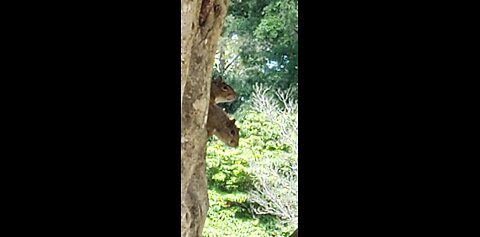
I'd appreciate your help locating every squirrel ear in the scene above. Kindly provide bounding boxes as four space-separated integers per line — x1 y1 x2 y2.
216 76 223 82
226 119 235 126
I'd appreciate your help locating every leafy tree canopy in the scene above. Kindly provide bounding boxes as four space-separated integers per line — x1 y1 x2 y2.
213 0 298 113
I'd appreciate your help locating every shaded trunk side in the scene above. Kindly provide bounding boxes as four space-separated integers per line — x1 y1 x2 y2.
289 228 298 237
181 0 201 106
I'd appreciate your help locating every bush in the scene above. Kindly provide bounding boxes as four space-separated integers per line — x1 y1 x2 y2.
203 188 294 237
204 84 297 236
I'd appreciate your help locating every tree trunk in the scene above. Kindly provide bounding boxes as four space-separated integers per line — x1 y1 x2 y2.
289 228 298 237
181 1 228 237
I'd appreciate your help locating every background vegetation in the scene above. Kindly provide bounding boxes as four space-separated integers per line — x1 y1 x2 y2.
212 0 298 114
204 1 297 235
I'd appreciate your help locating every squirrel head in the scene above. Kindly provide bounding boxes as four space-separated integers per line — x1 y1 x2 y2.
215 76 224 82
226 118 236 126
212 118 239 147
224 119 239 147
211 76 236 104
206 104 240 148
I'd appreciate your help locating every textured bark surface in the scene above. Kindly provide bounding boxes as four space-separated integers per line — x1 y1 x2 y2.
289 228 298 237
181 0 228 237
181 0 201 105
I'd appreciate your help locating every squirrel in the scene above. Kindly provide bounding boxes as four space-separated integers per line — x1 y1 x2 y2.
210 76 236 104
206 76 239 147
206 103 239 147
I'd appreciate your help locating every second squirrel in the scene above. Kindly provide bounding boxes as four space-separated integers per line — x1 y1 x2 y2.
206 103 239 147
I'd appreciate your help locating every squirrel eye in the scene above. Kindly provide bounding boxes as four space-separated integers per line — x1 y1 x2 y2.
222 86 228 90
230 130 235 135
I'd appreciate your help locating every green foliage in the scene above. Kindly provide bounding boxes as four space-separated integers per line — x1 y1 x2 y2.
206 110 289 191
203 188 295 237
205 103 296 236
213 0 298 114
207 111 280 191
254 0 298 46
239 112 291 153
206 142 251 192
204 0 298 235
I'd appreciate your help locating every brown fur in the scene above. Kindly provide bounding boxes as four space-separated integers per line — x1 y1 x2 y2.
210 76 236 104
206 103 239 147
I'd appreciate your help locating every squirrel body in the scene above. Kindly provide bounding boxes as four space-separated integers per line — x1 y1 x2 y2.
206 103 239 147
210 76 236 104
206 77 239 147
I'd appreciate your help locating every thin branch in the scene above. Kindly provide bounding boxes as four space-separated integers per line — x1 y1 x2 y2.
224 54 240 72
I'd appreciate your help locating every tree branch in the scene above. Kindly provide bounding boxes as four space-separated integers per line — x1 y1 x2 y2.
224 54 240 72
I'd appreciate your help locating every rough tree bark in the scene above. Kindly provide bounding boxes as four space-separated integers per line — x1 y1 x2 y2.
181 0 228 237
289 228 298 237
181 0 200 106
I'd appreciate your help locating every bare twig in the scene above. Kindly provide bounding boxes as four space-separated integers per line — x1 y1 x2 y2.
224 54 240 72
247 84 298 225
